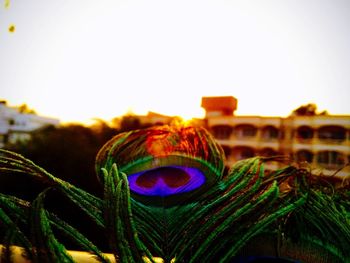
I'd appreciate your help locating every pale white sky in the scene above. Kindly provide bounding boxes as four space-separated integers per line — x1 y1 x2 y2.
1 0 350 123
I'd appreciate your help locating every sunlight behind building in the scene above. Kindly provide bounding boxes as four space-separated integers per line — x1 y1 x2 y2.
0 0 349 124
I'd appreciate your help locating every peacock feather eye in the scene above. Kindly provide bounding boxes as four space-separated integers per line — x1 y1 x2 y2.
128 166 206 197
95 125 225 206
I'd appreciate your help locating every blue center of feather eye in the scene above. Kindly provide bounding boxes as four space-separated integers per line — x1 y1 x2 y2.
127 166 206 197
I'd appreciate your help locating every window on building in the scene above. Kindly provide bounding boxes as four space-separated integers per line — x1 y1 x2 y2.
261 126 279 140
296 126 314 140
221 145 232 158
316 151 346 169
232 146 255 160
260 148 278 157
295 150 313 163
211 125 233 140
318 125 346 142
8 119 15 125
234 124 257 138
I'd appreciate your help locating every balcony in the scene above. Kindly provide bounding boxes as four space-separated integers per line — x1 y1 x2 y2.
316 150 347 170
259 147 279 157
260 125 279 141
317 125 346 144
211 125 233 140
295 149 314 163
233 124 258 139
294 125 314 144
231 146 255 161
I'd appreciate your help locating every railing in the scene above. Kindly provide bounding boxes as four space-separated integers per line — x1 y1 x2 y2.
0 245 165 263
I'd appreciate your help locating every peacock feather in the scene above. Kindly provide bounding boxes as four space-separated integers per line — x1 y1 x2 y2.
0 125 349 262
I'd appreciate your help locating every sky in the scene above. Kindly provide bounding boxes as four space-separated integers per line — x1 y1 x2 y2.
0 0 350 124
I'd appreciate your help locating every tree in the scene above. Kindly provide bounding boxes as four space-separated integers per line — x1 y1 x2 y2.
6 122 118 195
118 114 152 132
292 103 328 116
18 103 36 114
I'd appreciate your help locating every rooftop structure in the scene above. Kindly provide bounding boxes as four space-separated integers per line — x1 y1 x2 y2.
201 96 237 117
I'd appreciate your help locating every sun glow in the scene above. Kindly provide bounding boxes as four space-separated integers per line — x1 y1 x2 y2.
1 0 349 124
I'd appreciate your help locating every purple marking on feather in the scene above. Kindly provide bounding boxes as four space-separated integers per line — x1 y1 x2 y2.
127 166 206 197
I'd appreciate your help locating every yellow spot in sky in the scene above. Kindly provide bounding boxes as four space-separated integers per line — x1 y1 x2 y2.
8 24 15 33
4 0 10 9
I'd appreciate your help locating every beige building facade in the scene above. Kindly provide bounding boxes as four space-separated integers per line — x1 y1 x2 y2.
202 96 350 178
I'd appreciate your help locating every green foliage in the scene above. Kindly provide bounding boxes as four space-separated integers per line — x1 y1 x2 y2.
0 125 349 262
0 149 146 262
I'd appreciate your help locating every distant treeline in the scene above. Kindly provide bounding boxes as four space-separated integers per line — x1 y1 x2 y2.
4 115 153 196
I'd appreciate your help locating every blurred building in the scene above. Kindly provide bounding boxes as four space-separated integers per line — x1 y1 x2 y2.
202 96 350 178
0 100 60 148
